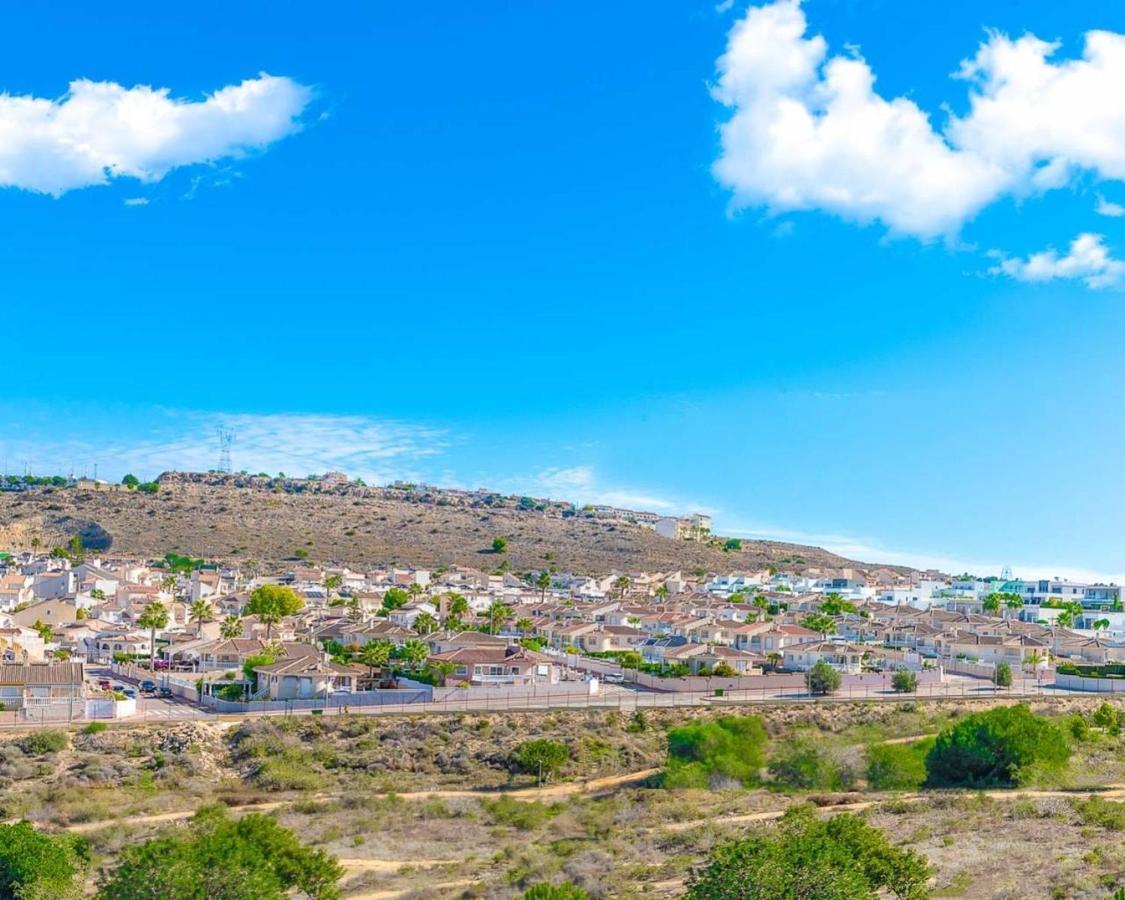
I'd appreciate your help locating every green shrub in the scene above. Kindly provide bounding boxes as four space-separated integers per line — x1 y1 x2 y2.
523 883 590 900
685 803 931 900
768 738 854 791
0 821 89 899
513 739 570 782
891 669 918 693
1071 796 1125 831
663 716 768 789
925 704 1070 788
18 730 67 755
805 660 842 696
485 796 558 830
865 738 934 791
81 722 108 735
993 661 1013 687
1092 702 1121 735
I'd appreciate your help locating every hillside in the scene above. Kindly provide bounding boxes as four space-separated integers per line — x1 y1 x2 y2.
0 473 904 576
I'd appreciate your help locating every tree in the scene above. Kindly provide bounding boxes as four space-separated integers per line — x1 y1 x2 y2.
188 600 215 637
685 803 931 900
1092 618 1111 632
137 601 169 673
29 536 42 552
95 804 343 900
407 582 425 603
514 739 570 784
356 640 393 680
664 716 767 788
766 652 783 672
491 536 508 554
612 575 631 598
515 617 535 635
801 613 837 639
0 821 89 900
805 660 842 696
32 619 54 642
892 669 918 693
413 612 439 635
245 584 304 642
655 584 670 601
924 704 1070 788
535 570 551 600
487 601 513 635
993 661 1013 688
982 592 1003 615
427 659 458 687
121 474 140 489
398 638 429 671
1004 592 1024 616
323 574 343 604
381 587 409 611
819 592 856 617
723 538 742 551
220 615 244 639
522 884 590 900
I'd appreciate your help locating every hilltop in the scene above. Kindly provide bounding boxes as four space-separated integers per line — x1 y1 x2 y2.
0 471 907 576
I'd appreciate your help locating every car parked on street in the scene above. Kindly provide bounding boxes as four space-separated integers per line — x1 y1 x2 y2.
139 680 157 693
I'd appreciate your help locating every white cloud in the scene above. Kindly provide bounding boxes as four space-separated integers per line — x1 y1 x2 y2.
713 1 1125 239
123 197 149 207
991 232 1125 289
0 74 311 196
0 410 447 486
508 465 702 514
1096 195 1125 217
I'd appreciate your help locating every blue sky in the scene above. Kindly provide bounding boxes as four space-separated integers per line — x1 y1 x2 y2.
7 0 1125 580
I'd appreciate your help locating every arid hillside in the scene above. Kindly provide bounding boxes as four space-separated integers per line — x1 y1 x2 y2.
0 476 900 575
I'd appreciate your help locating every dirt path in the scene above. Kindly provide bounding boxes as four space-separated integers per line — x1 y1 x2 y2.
52 767 661 834
337 858 460 873
658 782 1125 833
346 879 479 900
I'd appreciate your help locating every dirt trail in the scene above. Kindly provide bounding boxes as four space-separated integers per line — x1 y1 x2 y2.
52 767 661 833
337 858 459 873
658 782 1125 833
346 879 479 900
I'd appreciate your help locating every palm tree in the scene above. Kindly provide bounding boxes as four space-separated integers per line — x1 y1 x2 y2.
413 612 439 635
137 601 169 673
428 659 458 687
1004 593 1024 618
487 602 513 635
515 617 534 636
407 583 425 603
655 584 670 602
356 639 393 680
1092 618 1111 634
399 638 430 671
766 652 783 672
29 536 41 553
220 615 243 639
189 600 215 637
535 571 551 601
612 575 631 598
982 593 1002 615
160 575 178 600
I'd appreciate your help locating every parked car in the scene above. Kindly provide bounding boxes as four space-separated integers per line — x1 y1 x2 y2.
603 671 625 684
97 678 112 691
158 686 173 697
139 680 157 693
122 688 137 699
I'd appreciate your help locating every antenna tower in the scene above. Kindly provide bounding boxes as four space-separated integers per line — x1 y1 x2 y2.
218 428 234 474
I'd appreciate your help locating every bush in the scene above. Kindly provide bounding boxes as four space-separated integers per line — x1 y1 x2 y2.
513 739 570 782
994 661 1013 688
891 669 918 693
485 796 558 830
95 804 342 899
523 884 590 900
925 704 1070 788
1092 702 1121 735
768 738 854 791
685 803 931 900
0 822 89 899
865 738 934 791
663 716 768 789
82 722 108 735
18 730 67 755
1071 796 1125 831
805 660 842 696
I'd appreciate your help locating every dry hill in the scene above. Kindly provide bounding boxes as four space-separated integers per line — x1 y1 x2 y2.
0 473 906 576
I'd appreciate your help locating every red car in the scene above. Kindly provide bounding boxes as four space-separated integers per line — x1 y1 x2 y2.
97 678 112 691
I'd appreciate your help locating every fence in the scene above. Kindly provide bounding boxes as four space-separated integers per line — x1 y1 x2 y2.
1055 673 1125 693
626 669 945 694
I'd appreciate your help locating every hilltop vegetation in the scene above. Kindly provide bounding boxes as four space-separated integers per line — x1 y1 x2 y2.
0 476 891 574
